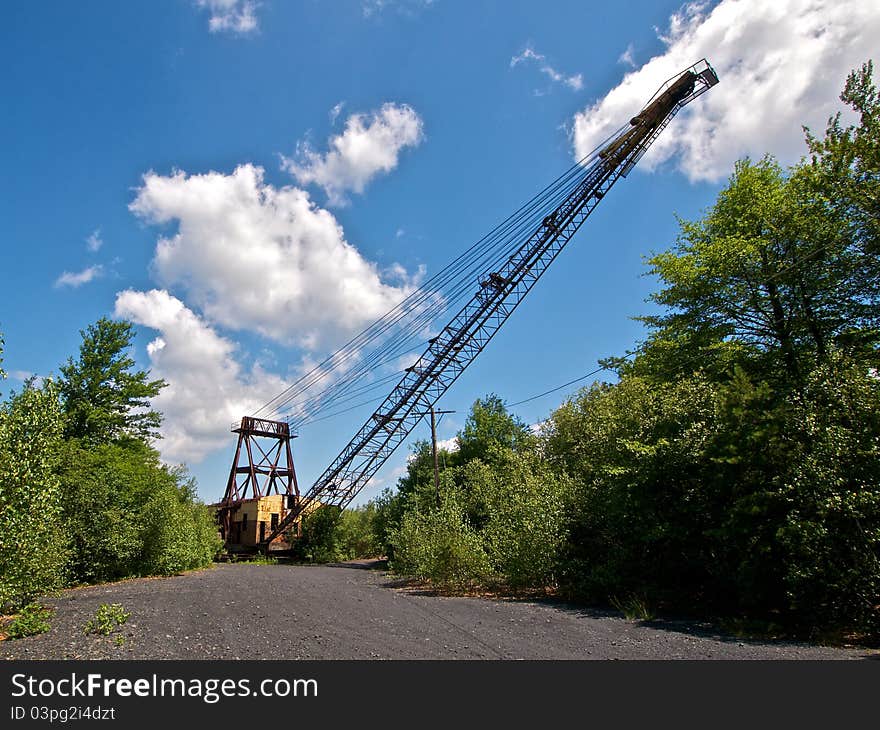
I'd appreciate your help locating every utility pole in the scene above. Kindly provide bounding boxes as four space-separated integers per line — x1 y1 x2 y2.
430 406 455 505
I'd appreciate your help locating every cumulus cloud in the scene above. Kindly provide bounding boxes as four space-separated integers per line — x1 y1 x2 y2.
436 436 459 452
282 103 424 206
115 289 292 464
196 0 258 34
129 163 418 350
54 264 103 288
86 229 103 252
572 0 880 181
511 46 584 92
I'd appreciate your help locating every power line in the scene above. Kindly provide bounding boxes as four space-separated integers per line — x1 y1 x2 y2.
504 364 613 408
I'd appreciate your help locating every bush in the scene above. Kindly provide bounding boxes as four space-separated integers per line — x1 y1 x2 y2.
335 504 382 560
547 375 721 606
6 603 53 639
290 506 344 563
59 440 221 582
389 493 491 590
83 603 130 636
0 381 68 611
776 356 880 636
463 451 571 591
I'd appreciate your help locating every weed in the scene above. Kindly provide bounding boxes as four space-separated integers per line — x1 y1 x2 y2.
611 594 655 621
83 603 130 636
113 634 126 648
6 604 53 639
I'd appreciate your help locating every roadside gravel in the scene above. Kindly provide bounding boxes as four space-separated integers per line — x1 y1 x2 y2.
1 563 873 660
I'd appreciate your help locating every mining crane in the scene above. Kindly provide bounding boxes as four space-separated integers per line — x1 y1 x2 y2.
217 59 719 551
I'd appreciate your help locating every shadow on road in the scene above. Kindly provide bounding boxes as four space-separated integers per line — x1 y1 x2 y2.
374 573 880 656
324 559 388 571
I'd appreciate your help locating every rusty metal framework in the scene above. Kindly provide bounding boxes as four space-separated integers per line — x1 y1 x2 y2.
255 59 719 547
218 416 299 541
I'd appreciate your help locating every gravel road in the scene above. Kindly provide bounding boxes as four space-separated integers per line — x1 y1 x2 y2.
1 562 873 660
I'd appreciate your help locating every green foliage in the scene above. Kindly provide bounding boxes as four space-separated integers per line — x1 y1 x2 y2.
60 318 166 444
805 61 880 258
5 603 53 639
83 603 130 636
375 397 533 561
776 354 880 636
546 375 723 605
335 503 382 559
389 492 491 590
0 379 69 611
372 487 409 559
457 394 532 464
58 440 221 583
0 313 218 609
610 594 655 622
290 503 382 563
459 451 570 591
291 506 343 563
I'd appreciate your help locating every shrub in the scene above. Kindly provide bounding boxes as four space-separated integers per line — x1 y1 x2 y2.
6 603 53 639
389 493 491 589
335 504 382 560
59 441 221 582
776 356 880 637
0 381 68 611
83 603 130 636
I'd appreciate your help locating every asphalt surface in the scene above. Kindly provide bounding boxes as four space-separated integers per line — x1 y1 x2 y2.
1 562 874 660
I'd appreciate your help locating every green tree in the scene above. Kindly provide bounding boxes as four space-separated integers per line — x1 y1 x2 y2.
805 61 880 258
58 439 220 582
776 354 880 636
335 503 382 559
60 318 166 444
457 394 532 464
636 156 872 386
546 375 724 605
291 505 344 563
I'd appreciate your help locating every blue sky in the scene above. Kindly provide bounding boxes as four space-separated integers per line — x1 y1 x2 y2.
2 0 877 504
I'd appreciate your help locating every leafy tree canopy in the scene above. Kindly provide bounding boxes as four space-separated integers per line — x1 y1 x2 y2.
60 318 166 444
457 394 532 464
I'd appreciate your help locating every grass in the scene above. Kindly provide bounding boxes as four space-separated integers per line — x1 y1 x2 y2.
610 594 656 622
83 603 130 636
230 553 278 565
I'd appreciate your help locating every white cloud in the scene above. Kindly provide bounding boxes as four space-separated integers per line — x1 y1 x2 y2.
329 101 345 125
362 0 436 18
8 370 44 388
86 228 103 252
114 289 292 464
196 0 258 34
511 46 584 92
129 163 418 349
282 103 424 206
572 0 880 182
436 436 459 452
54 264 103 288
618 43 636 69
